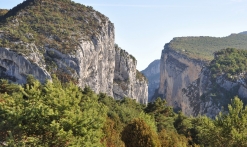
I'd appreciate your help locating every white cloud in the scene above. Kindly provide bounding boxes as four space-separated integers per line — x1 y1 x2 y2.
231 0 245 2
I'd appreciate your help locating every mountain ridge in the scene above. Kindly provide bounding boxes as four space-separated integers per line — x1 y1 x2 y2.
168 33 247 61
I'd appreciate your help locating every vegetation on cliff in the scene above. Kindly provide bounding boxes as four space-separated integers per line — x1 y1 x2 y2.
210 48 247 78
136 70 148 82
0 9 8 18
0 76 247 146
169 34 247 61
0 0 109 54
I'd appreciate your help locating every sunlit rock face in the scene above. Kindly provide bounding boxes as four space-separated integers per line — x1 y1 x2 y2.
114 47 148 105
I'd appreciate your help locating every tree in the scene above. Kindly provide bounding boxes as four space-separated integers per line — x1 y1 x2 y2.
145 98 175 132
121 118 160 147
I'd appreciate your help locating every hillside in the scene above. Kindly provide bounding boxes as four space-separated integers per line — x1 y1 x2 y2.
0 0 108 55
168 33 247 61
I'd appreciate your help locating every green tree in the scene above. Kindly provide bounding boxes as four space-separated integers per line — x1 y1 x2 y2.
198 97 247 147
145 98 175 132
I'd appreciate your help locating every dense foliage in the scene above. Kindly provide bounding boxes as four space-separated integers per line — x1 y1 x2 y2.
0 76 108 146
169 34 247 61
1 76 247 146
210 48 247 79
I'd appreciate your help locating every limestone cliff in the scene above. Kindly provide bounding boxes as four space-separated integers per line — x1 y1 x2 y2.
141 59 160 101
157 44 205 114
0 0 148 104
114 46 148 104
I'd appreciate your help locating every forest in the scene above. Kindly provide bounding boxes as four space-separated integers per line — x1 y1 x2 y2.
0 75 247 147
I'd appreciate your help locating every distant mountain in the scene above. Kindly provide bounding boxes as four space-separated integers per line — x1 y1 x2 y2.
142 59 160 101
239 31 247 35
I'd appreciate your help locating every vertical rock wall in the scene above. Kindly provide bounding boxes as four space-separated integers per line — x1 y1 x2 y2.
158 44 205 114
113 47 148 104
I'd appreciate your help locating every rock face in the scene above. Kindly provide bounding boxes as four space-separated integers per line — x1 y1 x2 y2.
114 47 148 104
44 19 115 97
157 43 247 117
141 59 160 101
0 1 148 104
180 68 221 117
0 47 51 84
181 67 247 118
72 20 115 97
157 44 205 115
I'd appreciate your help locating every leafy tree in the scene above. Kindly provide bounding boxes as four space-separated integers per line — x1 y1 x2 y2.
121 118 161 147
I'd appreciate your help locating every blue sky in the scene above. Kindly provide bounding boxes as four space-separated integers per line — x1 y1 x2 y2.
2 0 247 70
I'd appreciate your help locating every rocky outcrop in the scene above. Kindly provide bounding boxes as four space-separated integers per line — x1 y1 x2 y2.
141 59 160 101
114 47 148 104
0 47 51 84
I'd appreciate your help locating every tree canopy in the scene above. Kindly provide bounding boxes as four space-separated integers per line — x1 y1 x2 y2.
0 76 247 146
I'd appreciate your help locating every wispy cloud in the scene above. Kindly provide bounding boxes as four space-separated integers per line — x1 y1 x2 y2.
230 0 246 2
84 4 200 8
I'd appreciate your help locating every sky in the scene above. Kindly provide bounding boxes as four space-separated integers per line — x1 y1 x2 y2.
2 0 247 70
